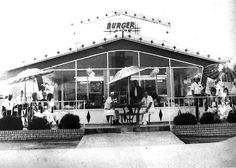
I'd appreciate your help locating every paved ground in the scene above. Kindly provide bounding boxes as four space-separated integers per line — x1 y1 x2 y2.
0 132 235 168
78 131 184 148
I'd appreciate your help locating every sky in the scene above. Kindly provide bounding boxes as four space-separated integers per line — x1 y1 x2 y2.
0 0 235 74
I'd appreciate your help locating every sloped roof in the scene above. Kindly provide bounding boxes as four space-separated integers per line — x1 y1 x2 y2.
10 34 222 71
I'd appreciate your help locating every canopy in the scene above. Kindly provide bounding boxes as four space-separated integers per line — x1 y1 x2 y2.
203 63 236 82
108 66 148 84
10 68 54 84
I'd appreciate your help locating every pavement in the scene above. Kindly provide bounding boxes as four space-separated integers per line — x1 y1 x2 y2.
0 132 235 168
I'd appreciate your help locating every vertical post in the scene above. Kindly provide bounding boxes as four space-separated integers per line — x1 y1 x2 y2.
106 52 110 98
128 77 130 104
87 76 89 101
75 61 78 109
137 51 141 86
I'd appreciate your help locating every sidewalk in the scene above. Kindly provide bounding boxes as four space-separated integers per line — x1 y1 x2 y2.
0 133 235 168
78 131 184 148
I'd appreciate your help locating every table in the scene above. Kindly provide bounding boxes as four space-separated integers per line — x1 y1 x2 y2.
119 105 144 124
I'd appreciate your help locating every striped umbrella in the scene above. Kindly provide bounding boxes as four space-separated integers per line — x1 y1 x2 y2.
203 63 236 82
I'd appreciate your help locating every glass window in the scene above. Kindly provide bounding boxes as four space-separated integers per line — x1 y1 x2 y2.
76 69 105 108
44 71 75 109
171 60 196 67
77 53 107 69
52 61 75 69
139 68 167 107
109 51 138 68
140 53 169 67
109 68 132 105
173 67 202 97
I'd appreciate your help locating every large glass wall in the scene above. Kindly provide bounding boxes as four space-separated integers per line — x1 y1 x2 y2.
42 50 203 109
171 60 202 97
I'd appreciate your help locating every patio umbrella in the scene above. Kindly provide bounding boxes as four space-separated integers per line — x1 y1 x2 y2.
10 68 54 84
108 66 147 104
203 63 236 82
108 66 148 84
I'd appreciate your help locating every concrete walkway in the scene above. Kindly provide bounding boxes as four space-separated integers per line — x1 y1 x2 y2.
0 133 235 168
78 131 184 148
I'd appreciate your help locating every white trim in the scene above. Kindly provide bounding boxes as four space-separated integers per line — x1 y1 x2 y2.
44 49 203 71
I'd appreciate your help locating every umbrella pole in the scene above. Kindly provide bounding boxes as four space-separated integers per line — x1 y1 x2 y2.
128 77 130 105
24 81 26 102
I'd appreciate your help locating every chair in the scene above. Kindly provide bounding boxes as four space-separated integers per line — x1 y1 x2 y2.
121 106 141 124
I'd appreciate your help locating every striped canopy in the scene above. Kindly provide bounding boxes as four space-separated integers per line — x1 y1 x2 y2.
203 63 236 82
108 66 147 84
10 68 54 84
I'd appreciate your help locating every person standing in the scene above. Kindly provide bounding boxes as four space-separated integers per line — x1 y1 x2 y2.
139 91 155 125
104 92 120 125
190 74 204 121
130 80 143 105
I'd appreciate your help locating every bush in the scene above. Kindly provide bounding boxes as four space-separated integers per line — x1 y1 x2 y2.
59 113 81 129
173 113 197 125
227 110 236 123
0 116 23 130
199 112 221 124
28 117 51 130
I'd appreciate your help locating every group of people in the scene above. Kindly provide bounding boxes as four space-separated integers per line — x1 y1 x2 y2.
190 74 236 120
1 90 56 127
104 80 155 125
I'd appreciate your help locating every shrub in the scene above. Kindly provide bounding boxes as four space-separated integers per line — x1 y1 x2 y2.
0 116 23 130
28 117 51 130
59 113 81 129
227 110 236 123
199 112 221 124
173 113 197 125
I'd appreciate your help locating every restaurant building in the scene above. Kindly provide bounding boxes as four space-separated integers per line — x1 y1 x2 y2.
0 11 221 124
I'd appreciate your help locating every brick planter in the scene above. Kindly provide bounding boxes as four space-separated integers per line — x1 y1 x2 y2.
171 123 236 137
0 129 84 141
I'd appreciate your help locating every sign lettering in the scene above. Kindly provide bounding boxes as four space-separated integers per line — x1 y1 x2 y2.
105 21 140 34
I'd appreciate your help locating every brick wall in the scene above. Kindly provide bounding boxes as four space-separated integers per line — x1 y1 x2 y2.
0 129 84 141
171 123 236 137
